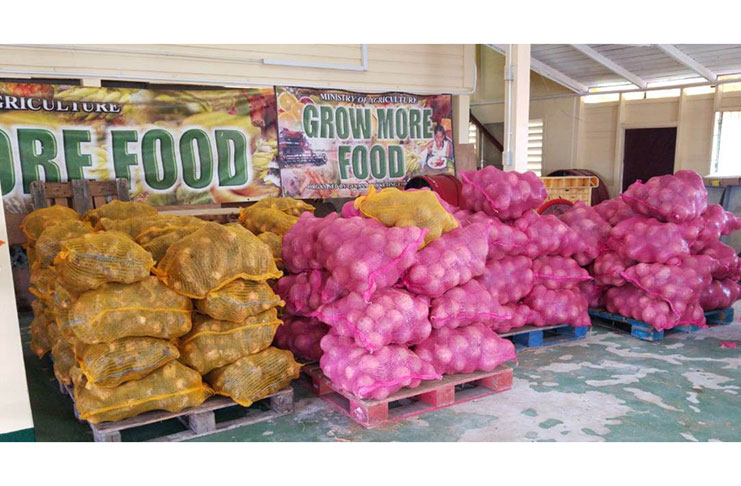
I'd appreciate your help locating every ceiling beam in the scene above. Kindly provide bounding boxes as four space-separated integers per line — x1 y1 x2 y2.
571 44 648 89
486 44 588 94
654 44 717 82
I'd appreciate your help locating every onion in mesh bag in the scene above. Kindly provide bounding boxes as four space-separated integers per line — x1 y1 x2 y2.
463 211 529 259
607 216 698 264
273 315 329 362
460 166 547 220
429 279 513 329
525 285 591 327
317 217 426 301
319 333 440 400
341 200 362 218
513 210 587 258
402 222 489 298
622 170 707 223
557 201 611 265
275 270 346 317
475 255 533 304
620 255 714 317
593 197 637 226
282 212 340 273
605 285 703 331
532 256 591 290
592 251 636 287
699 279 741 311
414 323 516 375
691 204 741 251
315 288 431 352
696 239 740 280
494 303 533 333
579 279 606 309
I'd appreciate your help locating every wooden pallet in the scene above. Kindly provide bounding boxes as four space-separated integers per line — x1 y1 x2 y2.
498 324 590 350
589 308 735 342
59 382 294 442
302 363 513 428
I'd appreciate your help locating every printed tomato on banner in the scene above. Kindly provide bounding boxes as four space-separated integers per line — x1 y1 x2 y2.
275 86 456 199
0 82 280 212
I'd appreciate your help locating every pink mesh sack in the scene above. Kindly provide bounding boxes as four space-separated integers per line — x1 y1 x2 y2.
402 222 489 298
620 255 714 317
314 288 431 353
525 285 591 327
605 285 705 331
495 303 533 333
696 239 740 280
341 200 362 218
592 252 635 287
476 255 534 304
273 315 329 361
557 201 612 265
513 210 587 258
607 216 699 264
319 333 441 400
532 256 591 290
414 323 516 375
699 278 741 311
460 167 547 220
691 204 741 251
282 212 340 273
579 279 606 308
275 270 346 317
464 212 530 259
429 279 513 330
452 209 474 226
317 217 426 301
594 197 637 226
622 170 707 223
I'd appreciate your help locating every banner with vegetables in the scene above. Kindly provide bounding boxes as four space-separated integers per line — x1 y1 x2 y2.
275 86 455 199
0 82 279 213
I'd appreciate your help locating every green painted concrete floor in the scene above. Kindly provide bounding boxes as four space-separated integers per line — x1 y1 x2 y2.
19 304 741 442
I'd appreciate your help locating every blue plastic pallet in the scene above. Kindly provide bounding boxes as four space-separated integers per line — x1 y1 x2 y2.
589 307 734 342
498 324 590 350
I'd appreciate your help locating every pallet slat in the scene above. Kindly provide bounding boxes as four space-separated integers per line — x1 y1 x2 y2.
589 308 734 342
498 324 590 350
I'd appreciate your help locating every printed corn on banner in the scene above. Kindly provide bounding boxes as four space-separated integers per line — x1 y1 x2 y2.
275 86 455 199
0 82 279 213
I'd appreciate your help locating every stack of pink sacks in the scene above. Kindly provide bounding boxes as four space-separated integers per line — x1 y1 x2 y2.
453 166 594 333
587 170 741 331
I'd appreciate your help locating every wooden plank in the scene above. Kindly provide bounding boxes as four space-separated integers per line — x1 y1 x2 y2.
92 196 107 209
43 183 73 199
116 178 131 201
30 181 48 210
71 179 91 215
87 180 119 197
54 198 69 207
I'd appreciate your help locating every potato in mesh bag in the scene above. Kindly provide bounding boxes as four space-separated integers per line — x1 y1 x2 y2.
179 309 281 375
35 220 94 268
29 266 57 302
61 276 192 344
83 200 158 226
247 197 315 217
52 338 76 385
154 223 281 299
134 216 208 245
140 225 204 262
239 205 298 236
75 337 180 388
196 279 283 322
54 231 154 293
205 347 300 407
354 187 458 246
21 205 80 244
29 315 53 358
94 214 190 239
71 361 213 424
257 231 283 268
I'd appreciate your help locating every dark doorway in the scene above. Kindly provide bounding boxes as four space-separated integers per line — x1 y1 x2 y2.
622 127 677 192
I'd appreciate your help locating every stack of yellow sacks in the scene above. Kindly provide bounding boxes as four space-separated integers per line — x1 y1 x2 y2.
24 198 306 423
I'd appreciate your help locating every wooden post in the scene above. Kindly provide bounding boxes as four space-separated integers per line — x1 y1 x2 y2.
504 44 531 172
71 179 91 215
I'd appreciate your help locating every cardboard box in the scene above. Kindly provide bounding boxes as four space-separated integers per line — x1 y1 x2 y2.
703 175 741 187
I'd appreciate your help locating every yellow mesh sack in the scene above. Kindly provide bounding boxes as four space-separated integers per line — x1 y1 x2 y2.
154 223 282 299
54 231 154 293
83 200 158 226
35 220 94 268
29 315 52 358
51 338 76 385
71 361 213 424
354 186 458 246
196 279 284 322
140 225 204 262
25 245 38 268
29 266 57 302
178 309 281 375
21 206 80 244
75 337 179 388
205 347 300 407
248 197 315 217
257 232 283 268
134 216 208 244
238 206 298 236
62 276 192 344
